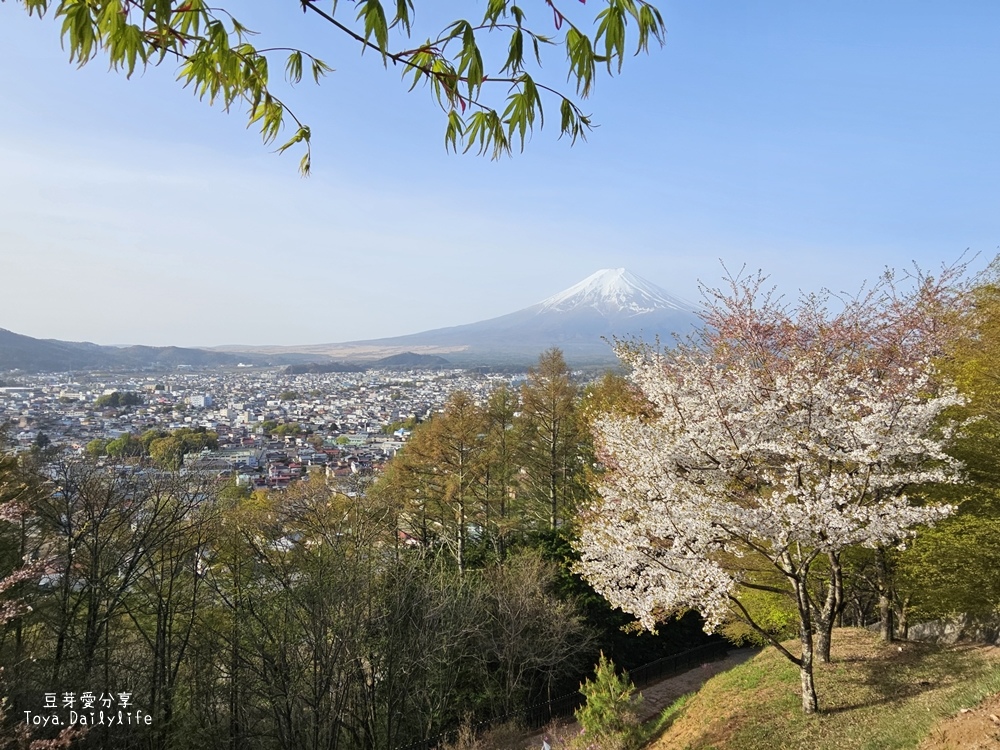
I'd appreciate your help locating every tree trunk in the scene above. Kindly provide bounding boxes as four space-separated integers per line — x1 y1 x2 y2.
879 591 894 642
549 455 558 531
793 572 819 713
456 497 466 576
896 595 910 640
832 551 844 626
876 547 895 643
815 627 831 666
799 658 818 714
815 551 843 663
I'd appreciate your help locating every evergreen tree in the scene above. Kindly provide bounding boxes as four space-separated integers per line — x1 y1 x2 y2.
574 652 643 750
519 348 589 531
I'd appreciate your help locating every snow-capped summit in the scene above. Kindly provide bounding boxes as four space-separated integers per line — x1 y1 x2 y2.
539 268 696 316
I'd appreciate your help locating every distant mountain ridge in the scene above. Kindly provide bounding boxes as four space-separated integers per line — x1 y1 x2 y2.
0 328 324 373
1 269 702 371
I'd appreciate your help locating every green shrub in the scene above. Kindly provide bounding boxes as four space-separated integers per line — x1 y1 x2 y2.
573 652 643 749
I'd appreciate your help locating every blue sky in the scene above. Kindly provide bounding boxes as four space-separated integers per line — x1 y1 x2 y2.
0 1 997 347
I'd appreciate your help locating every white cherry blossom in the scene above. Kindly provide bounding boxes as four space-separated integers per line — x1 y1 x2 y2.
576 272 967 713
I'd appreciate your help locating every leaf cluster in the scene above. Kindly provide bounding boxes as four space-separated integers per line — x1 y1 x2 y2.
12 0 666 168
15 0 330 172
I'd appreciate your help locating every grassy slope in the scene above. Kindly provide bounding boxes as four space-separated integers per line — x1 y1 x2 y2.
647 628 1000 750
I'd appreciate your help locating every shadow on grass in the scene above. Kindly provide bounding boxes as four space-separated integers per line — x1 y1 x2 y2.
822 641 985 714
640 631 1000 750
639 693 693 746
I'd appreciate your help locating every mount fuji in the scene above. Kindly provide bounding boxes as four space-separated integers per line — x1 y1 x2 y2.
339 268 702 364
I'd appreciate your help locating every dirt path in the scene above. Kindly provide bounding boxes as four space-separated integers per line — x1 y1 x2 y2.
524 648 758 748
633 648 757 723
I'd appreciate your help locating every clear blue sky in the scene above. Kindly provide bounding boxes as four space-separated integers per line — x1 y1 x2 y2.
0 2 996 347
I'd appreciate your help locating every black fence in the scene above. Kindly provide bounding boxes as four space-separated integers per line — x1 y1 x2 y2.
628 639 729 689
521 689 585 731
394 638 730 750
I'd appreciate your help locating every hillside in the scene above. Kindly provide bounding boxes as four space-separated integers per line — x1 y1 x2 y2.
646 629 1000 750
0 328 324 372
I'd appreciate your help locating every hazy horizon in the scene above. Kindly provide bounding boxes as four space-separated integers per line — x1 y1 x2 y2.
1 2 996 347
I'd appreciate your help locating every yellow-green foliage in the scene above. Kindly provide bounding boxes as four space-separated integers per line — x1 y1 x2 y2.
720 585 797 646
896 279 1000 620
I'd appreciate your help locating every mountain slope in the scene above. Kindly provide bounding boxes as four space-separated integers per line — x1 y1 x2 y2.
349 269 701 362
0 329 326 372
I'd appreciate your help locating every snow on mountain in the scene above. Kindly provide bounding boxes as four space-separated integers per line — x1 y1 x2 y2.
537 268 696 316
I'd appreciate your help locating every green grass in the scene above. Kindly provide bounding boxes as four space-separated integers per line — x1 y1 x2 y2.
645 628 1000 750
638 693 693 747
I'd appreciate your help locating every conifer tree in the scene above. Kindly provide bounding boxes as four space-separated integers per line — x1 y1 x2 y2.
574 652 642 750
520 348 588 531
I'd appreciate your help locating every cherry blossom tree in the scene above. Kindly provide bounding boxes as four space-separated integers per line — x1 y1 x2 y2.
576 269 968 714
0 456 82 749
